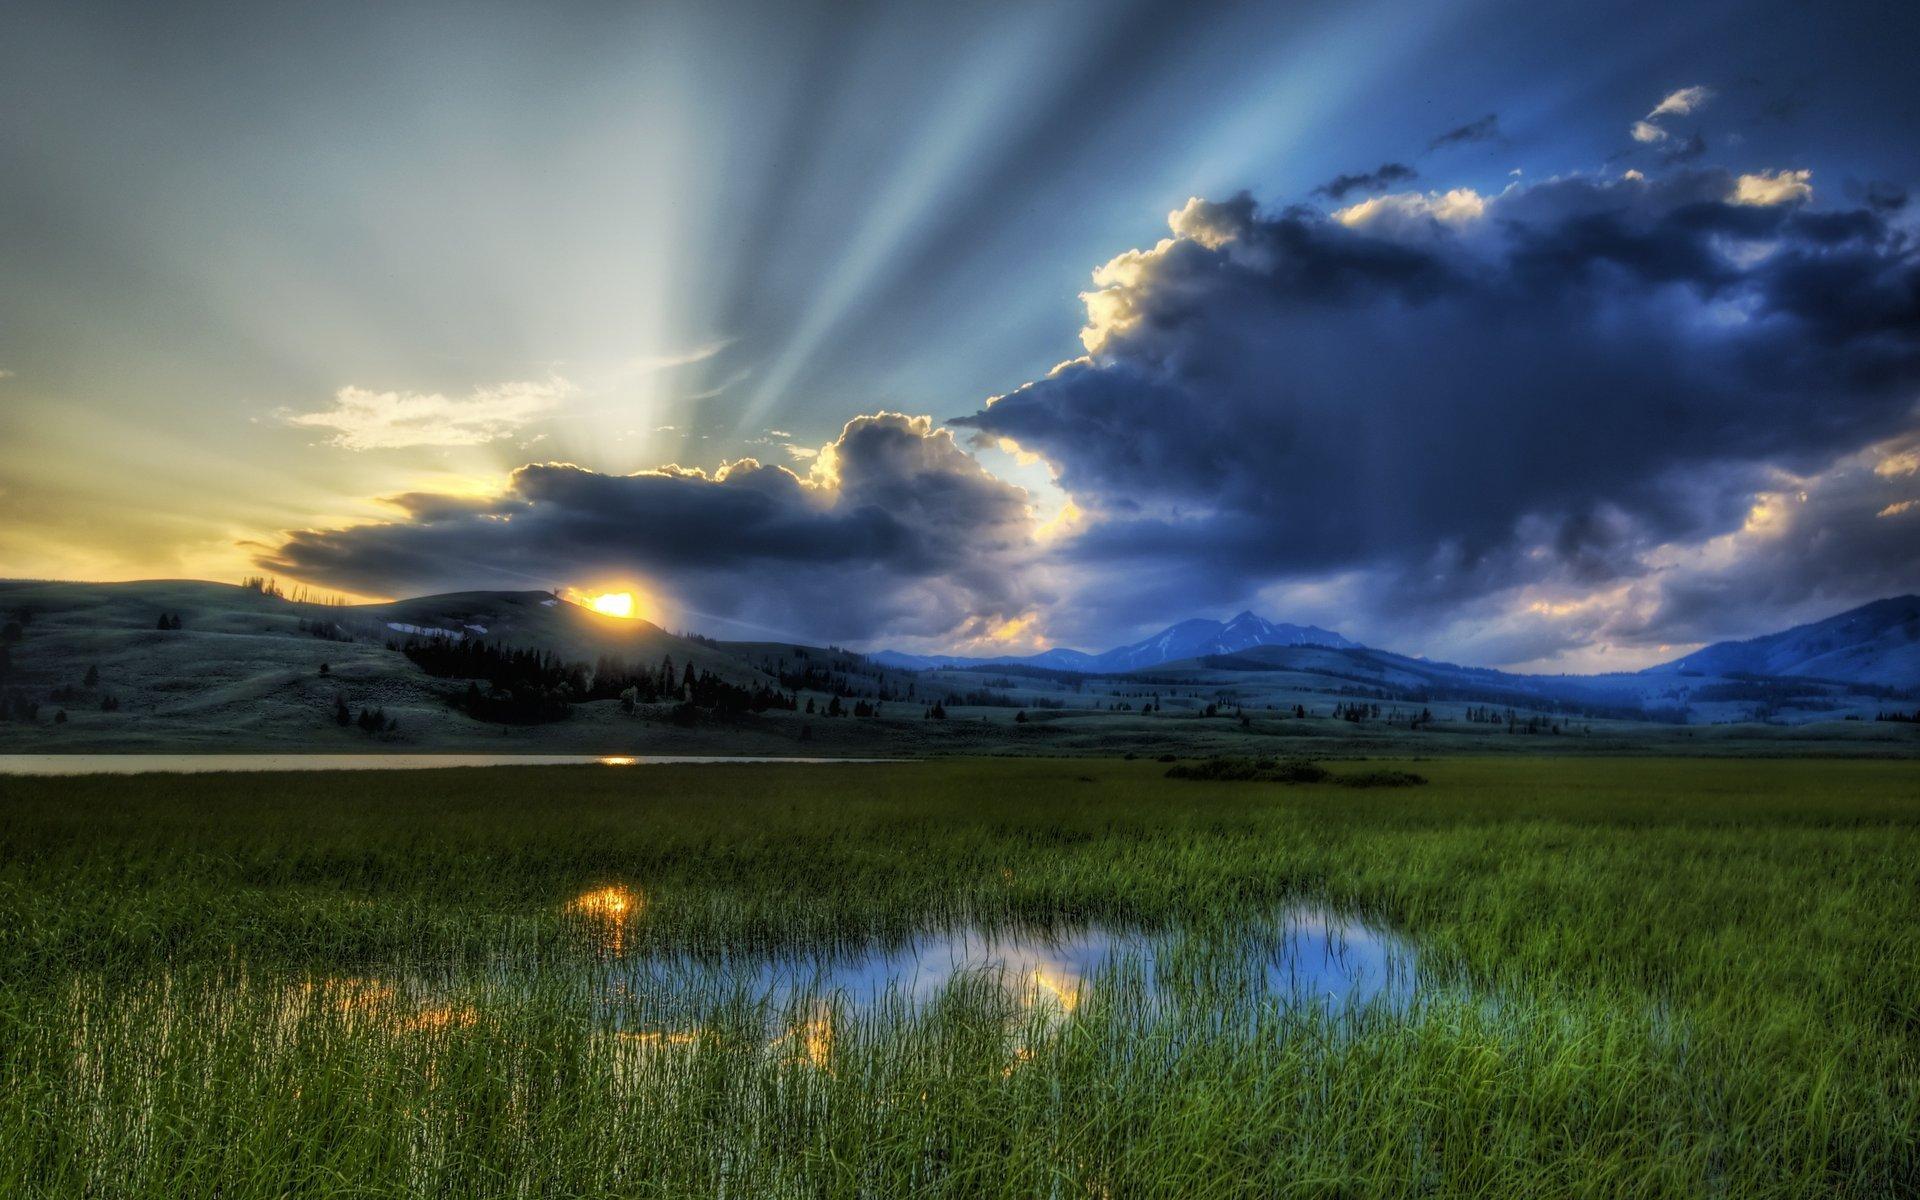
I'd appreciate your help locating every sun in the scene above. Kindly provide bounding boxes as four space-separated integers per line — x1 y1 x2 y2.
564 585 656 621
589 591 636 619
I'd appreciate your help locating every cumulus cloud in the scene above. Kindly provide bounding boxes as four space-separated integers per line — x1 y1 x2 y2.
955 167 1920 661
1314 162 1417 202
1428 114 1501 150
1731 168 1813 206
1333 186 1487 233
1631 120 1669 144
260 413 1047 644
287 378 576 450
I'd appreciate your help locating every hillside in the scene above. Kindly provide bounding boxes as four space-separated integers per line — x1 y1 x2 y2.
1647 596 1920 687
2 580 1914 752
0 580 778 749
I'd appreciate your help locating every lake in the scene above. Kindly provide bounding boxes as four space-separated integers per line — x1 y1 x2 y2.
0 753 893 775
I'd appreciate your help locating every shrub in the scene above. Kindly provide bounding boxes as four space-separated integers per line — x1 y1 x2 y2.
1166 756 1425 787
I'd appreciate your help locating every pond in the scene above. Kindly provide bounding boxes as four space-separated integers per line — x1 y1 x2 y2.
0 753 893 775
587 907 1420 1022
51 904 1430 1100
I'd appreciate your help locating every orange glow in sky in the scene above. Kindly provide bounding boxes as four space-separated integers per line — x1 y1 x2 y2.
589 591 636 618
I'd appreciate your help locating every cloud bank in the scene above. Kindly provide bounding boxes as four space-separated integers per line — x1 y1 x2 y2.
263 145 1918 663
261 413 1046 643
954 167 1920 662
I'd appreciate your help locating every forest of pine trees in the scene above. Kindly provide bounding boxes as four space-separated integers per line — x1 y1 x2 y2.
395 636 797 725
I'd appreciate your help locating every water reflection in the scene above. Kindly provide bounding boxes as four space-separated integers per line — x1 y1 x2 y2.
296 975 481 1036
567 885 644 954
600 909 1416 1019
579 910 1418 1081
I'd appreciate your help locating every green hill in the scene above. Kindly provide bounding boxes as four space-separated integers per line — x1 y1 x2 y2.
0 580 776 751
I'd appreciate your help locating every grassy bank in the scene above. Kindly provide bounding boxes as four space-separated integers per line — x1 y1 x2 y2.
2 757 1916 1196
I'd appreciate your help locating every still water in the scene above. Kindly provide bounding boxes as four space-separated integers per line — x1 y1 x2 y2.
590 909 1420 1019
0 754 890 775
58 904 1427 1088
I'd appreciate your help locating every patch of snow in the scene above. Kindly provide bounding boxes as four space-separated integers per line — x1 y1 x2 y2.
386 621 463 640
464 624 489 634
540 599 558 607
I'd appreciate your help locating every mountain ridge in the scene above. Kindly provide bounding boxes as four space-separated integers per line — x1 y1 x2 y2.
872 610 1359 674
1643 595 1920 688
874 596 1920 689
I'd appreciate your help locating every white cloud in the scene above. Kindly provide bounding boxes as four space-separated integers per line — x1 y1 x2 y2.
1875 447 1919 478
1649 85 1714 119
287 377 577 450
1730 169 1813 207
1334 187 1487 231
1630 120 1669 144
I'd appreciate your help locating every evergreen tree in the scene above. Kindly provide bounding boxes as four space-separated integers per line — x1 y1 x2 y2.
83 664 99 688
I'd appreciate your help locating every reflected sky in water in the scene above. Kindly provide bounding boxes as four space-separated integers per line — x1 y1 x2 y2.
599 908 1418 1021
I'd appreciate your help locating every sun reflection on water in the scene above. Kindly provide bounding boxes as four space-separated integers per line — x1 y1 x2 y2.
566 885 644 954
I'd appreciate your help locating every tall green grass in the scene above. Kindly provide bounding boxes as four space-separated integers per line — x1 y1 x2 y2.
2 757 1916 1196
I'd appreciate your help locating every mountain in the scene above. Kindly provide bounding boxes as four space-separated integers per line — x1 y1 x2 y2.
1645 595 1920 688
872 611 1359 674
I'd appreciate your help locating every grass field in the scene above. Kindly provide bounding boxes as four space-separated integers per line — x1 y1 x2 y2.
3 757 1916 1197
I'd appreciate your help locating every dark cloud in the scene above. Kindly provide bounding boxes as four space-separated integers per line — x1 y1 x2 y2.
954 170 1920 660
1607 432 1920 647
1860 179 1909 212
1427 113 1500 150
261 414 1045 644
1314 162 1417 202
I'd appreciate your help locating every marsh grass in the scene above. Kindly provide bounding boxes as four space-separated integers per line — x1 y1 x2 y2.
2 756 1916 1196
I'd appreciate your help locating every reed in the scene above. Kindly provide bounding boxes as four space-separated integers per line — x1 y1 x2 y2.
1 756 1915 1197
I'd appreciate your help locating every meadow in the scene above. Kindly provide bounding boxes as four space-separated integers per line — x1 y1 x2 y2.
2 756 1916 1197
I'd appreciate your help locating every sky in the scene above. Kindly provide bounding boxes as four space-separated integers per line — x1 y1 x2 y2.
2 0 1917 670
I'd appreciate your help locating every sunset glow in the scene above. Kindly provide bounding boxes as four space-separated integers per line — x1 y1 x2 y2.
588 591 636 619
